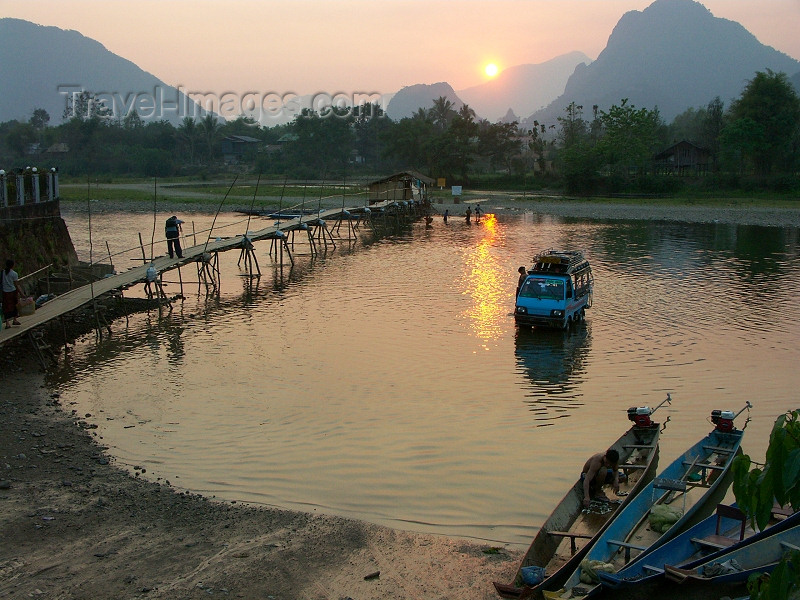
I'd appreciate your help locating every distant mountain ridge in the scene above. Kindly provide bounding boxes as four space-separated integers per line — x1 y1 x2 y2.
525 0 800 126
2 0 800 129
385 52 589 122
385 82 465 121
385 0 800 126
0 18 205 125
457 51 592 122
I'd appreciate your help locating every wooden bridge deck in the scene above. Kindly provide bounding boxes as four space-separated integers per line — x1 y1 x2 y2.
1 201 408 346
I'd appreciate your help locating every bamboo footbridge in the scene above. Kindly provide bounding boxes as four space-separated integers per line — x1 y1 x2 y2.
1 198 422 351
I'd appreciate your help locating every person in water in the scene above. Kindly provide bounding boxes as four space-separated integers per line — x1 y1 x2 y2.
581 448 625 507
516 266 527 297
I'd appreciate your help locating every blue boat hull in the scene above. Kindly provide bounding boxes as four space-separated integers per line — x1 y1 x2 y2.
542 428 744 599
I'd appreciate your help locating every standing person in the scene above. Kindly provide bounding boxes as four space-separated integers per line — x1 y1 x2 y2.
465 206 472 224
2 259 23 327
443 209 449 224
475 204 482 222
165 215 184 259
516 266 527 297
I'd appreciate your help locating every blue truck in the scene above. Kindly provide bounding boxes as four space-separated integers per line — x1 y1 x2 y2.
514 249 593 330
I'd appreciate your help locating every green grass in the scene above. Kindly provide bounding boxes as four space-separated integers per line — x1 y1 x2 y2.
56 179 800 210
503 194 800 209
167 184 364 199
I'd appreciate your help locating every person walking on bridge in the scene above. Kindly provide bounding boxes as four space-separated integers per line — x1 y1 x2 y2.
165 215 184 259
2 259 23 327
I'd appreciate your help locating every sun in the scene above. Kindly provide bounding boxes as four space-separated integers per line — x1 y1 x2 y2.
484 63 499 78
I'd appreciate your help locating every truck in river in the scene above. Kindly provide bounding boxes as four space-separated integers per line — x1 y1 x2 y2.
514 249 593 330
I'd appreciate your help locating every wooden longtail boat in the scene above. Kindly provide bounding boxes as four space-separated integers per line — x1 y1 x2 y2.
662 509 800 585
596 503 748 589
598 504 798 590
539 406 748 600
493 397 668 599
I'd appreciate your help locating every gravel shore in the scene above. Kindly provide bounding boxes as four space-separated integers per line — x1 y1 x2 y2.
441 195 800 228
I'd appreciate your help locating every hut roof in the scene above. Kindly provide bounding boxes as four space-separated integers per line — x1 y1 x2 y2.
367 171 435 186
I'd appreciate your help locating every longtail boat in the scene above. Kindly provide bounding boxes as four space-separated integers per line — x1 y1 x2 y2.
493 396 669 598
539 403 750 600
599 503 798 590
663 508 800 586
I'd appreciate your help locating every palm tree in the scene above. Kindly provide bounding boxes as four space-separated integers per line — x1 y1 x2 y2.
199 114 222 163
177 117 199 164
430 96 455 131
457 104 476 122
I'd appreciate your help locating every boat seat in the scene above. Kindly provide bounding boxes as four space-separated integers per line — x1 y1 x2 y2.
780 542 800 551
690 535 736 550
653 478 687 492
620 464 647 470
623 444 656 449
691 504 745 550
652 476 689 511
702 445 733 453
641 564 664 574
682 460 726 471
607 539 647 562
549 531 593 555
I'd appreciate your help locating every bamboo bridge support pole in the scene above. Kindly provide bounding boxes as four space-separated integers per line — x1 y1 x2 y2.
157 273 171 308
120 288 129 326
138 232 147 264
106 241 114 272
198 253 220 293
60 315 69 358
196 259 202 295
248 247 261 277
307 227 317 256
177 265 185 299
282 237 294 266
324 223 336 249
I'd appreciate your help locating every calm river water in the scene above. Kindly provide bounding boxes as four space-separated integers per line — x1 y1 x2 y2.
50 206 800 547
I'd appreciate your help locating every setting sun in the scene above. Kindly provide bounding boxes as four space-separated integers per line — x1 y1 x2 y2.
484 63 499 77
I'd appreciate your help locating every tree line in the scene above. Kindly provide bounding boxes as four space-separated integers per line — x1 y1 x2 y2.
0 69 797 193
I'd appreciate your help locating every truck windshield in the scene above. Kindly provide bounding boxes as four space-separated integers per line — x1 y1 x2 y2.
519 277 565 300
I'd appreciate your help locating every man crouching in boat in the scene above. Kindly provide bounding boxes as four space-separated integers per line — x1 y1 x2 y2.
581 448 626 507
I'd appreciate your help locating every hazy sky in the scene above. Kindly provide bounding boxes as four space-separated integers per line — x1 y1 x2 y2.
4 0 799 96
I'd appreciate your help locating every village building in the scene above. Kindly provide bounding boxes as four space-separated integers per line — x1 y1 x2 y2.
653 140 712 175
366 171 434 205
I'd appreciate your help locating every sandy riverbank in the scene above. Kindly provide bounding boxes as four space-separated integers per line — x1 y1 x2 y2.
3 198 797 599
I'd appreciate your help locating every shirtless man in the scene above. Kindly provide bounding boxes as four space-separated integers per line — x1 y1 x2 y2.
581 448 623 507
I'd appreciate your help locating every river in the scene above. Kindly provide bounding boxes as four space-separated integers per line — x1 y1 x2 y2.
48 206 800 547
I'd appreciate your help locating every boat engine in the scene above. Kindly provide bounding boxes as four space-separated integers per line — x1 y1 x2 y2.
628 406 654 428
711 409 737 432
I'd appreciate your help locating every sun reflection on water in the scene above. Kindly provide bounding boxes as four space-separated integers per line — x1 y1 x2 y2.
462 214 507 347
